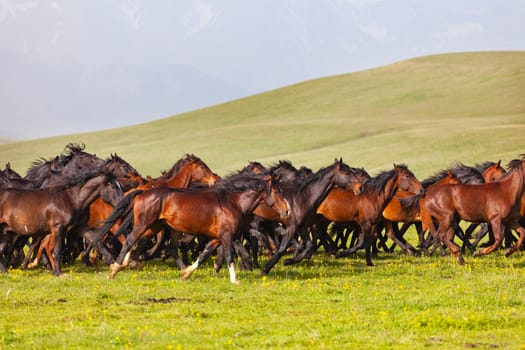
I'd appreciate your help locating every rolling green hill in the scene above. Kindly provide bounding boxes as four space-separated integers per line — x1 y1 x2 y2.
1 51 524 179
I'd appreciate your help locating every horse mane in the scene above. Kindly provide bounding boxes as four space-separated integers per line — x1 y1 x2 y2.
269 160 296 173
364 165 407 195
105 153 141 176
421 170 449 188
506 159 523 171
448 162 484 184
63 142 86 156
215 173 267 193
158 154 198 180
296 161 338 192
230 161 269 177
473 161 498 174
44 166 110 189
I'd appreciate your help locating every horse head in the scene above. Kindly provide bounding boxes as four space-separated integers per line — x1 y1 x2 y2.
394 164 424 195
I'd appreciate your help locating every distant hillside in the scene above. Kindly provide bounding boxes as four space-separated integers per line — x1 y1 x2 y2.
1 51 524 178
0 50 247 139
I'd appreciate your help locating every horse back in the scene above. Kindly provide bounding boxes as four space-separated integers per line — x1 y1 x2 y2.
134 188 226 238
0 188 72 234
317 188 360 222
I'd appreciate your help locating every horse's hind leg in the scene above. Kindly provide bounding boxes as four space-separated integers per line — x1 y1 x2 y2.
504 222 525 257
182 239 221 281
474 220 504 257
441 225 465 265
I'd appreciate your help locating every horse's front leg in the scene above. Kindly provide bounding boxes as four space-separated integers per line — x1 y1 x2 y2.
262 224 295 275
51 225 65 276
222 235 240 284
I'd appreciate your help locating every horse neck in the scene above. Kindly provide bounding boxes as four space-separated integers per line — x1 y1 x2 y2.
165 167 192 188
66 176 109 212
374 171 400 210
229 189 265 215
296 169 336 211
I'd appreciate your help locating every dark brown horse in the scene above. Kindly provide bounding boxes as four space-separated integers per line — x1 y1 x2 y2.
317 164 423 266
424 158 525 265
96 172 290 283
261 159 368 274
0 168 121 274
25 154 142 269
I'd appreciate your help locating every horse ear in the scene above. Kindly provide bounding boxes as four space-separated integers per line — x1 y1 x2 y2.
497 160 501 167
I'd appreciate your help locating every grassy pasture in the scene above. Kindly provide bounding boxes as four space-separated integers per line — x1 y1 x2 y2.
1 51 525 349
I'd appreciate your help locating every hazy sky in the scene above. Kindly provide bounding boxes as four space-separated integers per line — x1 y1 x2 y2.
1 0 524 139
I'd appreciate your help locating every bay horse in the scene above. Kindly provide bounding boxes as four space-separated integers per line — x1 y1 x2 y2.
147 153 220 189
317 164 423 266
96 172 290 283
0 167 121 275
25 153 142 270
424 158 525 265
381 170 460 255
401 161 508 255
82 153 220 267
261 159 368 274
388 161 507 255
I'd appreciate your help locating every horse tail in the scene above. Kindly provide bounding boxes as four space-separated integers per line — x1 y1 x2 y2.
94 189 144 242
399 194 421 212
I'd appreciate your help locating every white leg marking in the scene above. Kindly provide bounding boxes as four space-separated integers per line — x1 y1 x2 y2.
228 262 239 284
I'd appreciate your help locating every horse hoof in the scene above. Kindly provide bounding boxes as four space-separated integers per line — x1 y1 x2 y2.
129 261 144 270
231 279 240 285
181 270 192 281
472 250 480 257
504 249 513 257
283 259 294 266
457 257 466 265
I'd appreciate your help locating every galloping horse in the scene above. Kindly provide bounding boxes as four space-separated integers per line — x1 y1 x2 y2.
81 153 220 267
25 154 142 269
261 159 368 274
381 170 460 255
424 158 525 265
389 161 507 255
147 153 220 189
0 167 121 274
317 164 423 266
96 172 290 283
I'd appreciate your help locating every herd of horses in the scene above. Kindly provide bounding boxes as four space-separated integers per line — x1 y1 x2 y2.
1 143 524 284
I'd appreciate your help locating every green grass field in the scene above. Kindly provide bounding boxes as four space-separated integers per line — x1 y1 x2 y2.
1 51 525 349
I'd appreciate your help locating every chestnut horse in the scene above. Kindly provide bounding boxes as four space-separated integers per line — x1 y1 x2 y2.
317 164 423 266
381 170 460 255
96 172 290 283
424 158 525 265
